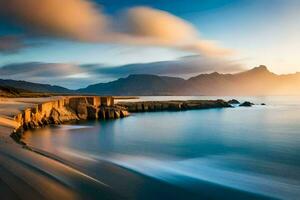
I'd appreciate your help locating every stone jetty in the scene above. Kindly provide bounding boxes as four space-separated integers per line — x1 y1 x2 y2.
0 97 238 143
0 96 129 142
117 99 231 112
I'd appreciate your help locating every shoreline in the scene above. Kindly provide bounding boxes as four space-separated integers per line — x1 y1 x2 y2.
0 96 129 144
0 96 234 145
0 96 128 199
0 96 241 199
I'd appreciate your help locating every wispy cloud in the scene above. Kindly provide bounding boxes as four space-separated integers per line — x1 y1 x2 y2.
85 56 243 78
0 57 243 89
0 0 233 56
0 62 91 89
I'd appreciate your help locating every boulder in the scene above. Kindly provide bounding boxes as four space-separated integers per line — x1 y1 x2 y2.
120 110 130 118
114 110 121 118
216 99 231 107
239 101 254 107
50 108 61 124
228 99 240 104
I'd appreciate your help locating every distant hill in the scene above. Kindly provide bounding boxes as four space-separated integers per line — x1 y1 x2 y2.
0 85 30 97
78 66 300 95
78 74 186 95
1 66 299 96
0 79 71 94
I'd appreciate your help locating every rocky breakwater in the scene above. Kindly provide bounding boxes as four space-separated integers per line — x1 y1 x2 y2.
117 99 231 112
67 96 129 120
11 96 129 141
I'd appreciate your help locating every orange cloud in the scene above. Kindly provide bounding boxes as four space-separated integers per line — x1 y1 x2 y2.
0 0 106 40
114 7 233 56
0 1 233 56
121 7 198 43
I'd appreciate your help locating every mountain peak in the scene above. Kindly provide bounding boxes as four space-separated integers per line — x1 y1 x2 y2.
240 65 271 75
251 65 269 72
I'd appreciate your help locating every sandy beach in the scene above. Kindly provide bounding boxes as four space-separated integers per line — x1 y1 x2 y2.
0 97 119 199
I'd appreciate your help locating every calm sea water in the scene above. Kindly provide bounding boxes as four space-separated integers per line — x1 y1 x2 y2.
24 96 300 200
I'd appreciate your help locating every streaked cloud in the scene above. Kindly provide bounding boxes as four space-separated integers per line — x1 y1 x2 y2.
0 62 83 77
0 62 92 89
0 57 242 89
117 7 233 56
0 0 233 56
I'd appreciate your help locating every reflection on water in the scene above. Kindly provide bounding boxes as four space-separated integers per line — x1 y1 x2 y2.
24 96 300 200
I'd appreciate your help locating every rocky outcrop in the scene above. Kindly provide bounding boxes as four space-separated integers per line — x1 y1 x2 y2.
239 101 254 107
98 105 130 120
228 99 240 104
117 99 231 112
10 96 128 142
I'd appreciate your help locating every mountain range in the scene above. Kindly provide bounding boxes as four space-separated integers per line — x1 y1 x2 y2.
1 66 300 96
0 79 71 94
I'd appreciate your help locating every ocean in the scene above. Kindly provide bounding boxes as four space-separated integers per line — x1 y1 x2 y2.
24 96 300 200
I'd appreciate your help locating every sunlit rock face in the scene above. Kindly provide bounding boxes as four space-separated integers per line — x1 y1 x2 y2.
8 96 128 142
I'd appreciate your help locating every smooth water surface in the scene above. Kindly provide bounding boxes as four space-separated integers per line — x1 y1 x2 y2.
24 96 300 200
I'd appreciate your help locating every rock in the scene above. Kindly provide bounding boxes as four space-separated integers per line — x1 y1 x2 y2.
127 104 137 112
87 105 98 119
38 120 44 127
136 103 143 112
50 108 61 124
154 103 162 110
32 120 39 127
143 103 149 111
98 109 106 119
120 110 130 118
117 99 234 112
76 103 88 120
169 103 181 110
41 117 49 125
228 99 240 104
27 121 36 129
148 104 155 111
239 101 254 107
216 99 232 107
114 110 121 118
107 110 115 119
162 103 169 110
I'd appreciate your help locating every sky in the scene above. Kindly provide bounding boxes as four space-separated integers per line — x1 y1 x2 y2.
0 0 299 89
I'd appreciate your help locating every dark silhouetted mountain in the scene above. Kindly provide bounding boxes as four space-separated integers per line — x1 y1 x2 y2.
0 85 30 97
78 66 300 95
78 74 186 95
0 79 71 93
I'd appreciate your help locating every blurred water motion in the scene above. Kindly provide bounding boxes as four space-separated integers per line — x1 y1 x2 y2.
24 96 300 200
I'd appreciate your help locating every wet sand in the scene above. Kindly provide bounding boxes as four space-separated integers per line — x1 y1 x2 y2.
0 98 119 199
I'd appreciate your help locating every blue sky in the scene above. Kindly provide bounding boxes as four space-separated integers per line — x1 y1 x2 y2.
0 0 299 88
